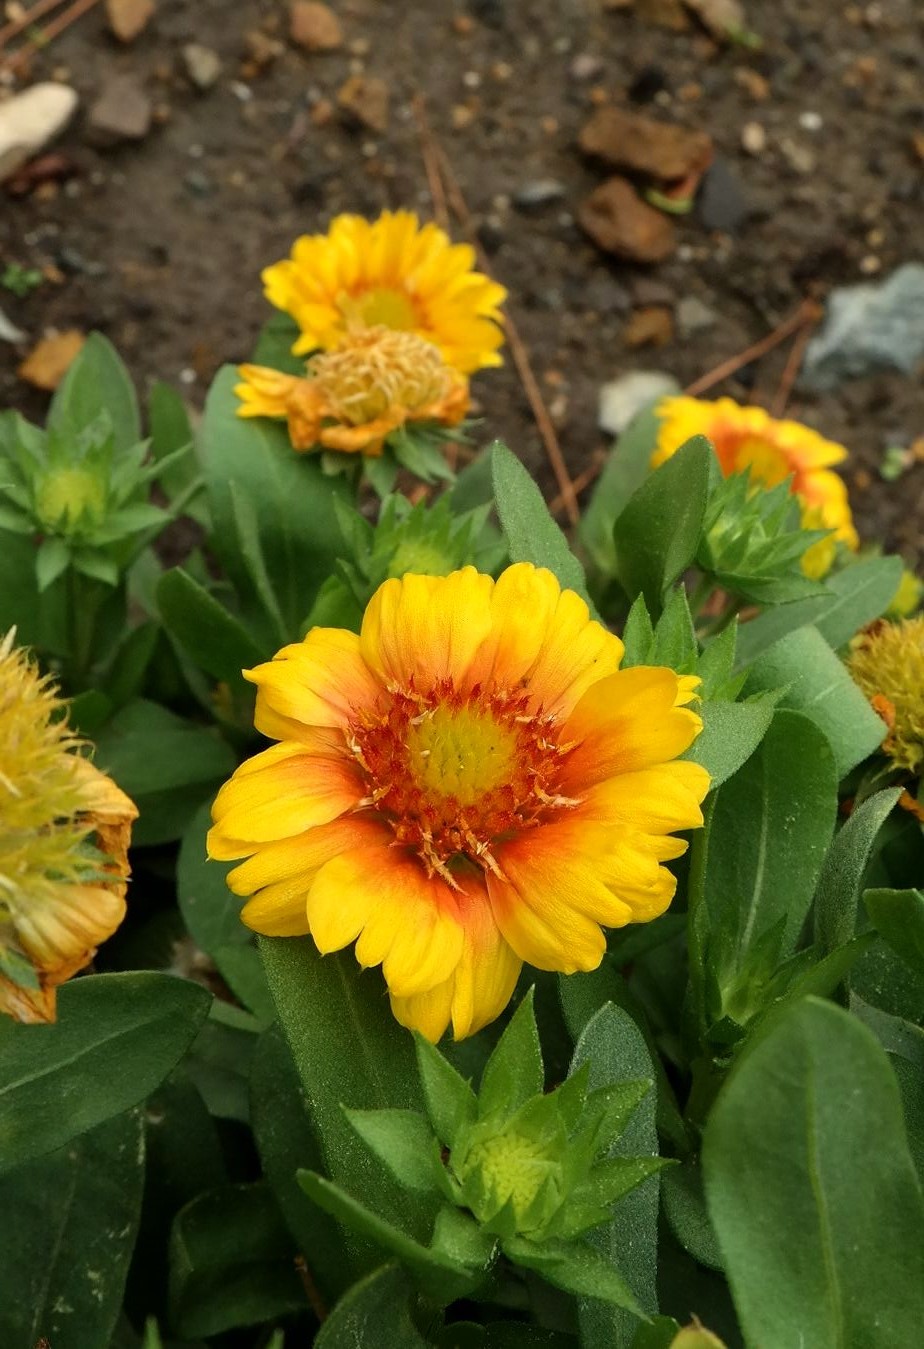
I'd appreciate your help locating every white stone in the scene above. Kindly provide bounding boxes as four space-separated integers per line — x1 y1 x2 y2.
598 371 681 438
0 83 78 183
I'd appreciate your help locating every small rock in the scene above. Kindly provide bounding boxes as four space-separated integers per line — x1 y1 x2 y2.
106 0 155 43
677 294 719 334
337 75 389 132
244 30 284 70
623 305 674 348
183 169 213 197
579 176 676 264
0 82 78 184
579 106 713 182
0 305 27 345
802 264 924 390
630 276 675 307
87 75 152 145
740 120 766 155
289 0 343 52
182 43 223 91
584 271 631 315
780 137 816 175
18 330 86 390
799 110 823 132
697 157 749 233
685 0 746 39
570 52 604 81
513 179 566 210
598 370 680 437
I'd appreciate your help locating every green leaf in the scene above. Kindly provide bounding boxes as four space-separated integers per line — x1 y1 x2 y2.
479 988 544 1119
35 535 70 591
865 887 924 980
259 938 432 1254
703 998 924 1349
661 1160 723 1273
149 382 204 521
250 1025 355 1303
703 710 837 982
851 995 924 1180
744 626 888 778
502 1235 642 1315
682 694 777 789
157 567 266 684
0 972 210 1173
581 405 661 575
94 698 236 846
415 1033 478 1148
734 594 837 670
202 365 350 640
49 332 141 452
168 1182 304 1337
814 555 904 650
813 788 903 956
0 1110 145 1349
315 1263 429 1348
490 441 592 604
177 798 248 957
612 437 713 614
346 1108 440 1193
298 1172 488 1304
570 1004 659 1346
252 311 304 374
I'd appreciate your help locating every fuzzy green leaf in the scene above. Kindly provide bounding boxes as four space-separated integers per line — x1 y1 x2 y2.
814 555 904 650
865 888 924 980
813 788 902 956
502 1236 643 1316
478 989 544 1119
683 693 778 788
346 1108 441 1194
415 1034 479 1148
491 442 592 604
157 567 266 684
315 1264 429 1348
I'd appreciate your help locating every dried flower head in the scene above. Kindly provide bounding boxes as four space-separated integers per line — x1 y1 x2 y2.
848 617 924 776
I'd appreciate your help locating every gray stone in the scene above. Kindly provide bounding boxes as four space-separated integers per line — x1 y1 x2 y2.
698 157 749 234
802 264 924 391
598 370 680 437
677 295 719 335
513 179 567 210
183 43 223 92
88 75 152 145
0 305 27 345
0 82 78 183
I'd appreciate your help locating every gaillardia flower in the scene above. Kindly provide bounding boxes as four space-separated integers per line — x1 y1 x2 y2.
848 616 924 776
262 210 507 375
653 396 859 556
0 632 137 1023
208 564 710 1041
236 326 469 456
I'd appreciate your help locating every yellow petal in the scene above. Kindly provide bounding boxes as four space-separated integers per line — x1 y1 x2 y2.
360 568 494 692
246 628 381 731
209 747 361 853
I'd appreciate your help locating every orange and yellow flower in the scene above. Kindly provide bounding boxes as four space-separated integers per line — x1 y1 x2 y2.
0 632 137 1023
262 210 507 375
653 396 859 558
208 564 710 1041
848 616 924 776
236 326 470 456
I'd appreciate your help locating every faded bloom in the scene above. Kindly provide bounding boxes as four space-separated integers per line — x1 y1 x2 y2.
654 397 859 563
208 564 710 1041
236 326 469 456
848 617 924 776
0 632 137 1023
262 210 507 374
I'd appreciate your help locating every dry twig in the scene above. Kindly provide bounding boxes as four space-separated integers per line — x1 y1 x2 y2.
2 0 101 72
0 0 69 50
771 308 820 417
411 96 449 232
684 300 821 399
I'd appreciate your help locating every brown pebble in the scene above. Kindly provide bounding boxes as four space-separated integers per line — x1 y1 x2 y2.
579 176 676 263
289 0 343 52
580 105 713 182
623 305 674 348
337 74 389 132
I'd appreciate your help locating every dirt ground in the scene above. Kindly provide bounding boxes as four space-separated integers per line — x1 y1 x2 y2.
2 0 923 568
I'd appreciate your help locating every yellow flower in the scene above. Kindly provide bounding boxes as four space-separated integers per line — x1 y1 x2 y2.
887 569 923 619
236 326 470 457
0 632 137 1023
208 564 710 1041
262 210 507 375
848 617 924 775
654 396 859 557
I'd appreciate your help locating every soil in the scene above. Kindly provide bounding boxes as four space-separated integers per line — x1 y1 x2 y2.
2 0 923 568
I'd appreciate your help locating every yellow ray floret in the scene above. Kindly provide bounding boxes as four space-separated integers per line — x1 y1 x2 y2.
654 396 859 561
848 617 924 775
0 632 137 1023
208 564 710 1041
236 326 470 456
262 210 507 374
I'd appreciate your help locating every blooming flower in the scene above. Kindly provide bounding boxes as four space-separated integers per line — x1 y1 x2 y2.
208 564 710 1041
848 616 924 776
236 326 469 456
653 397 859 559
0 632 137 1023
262 210 507 375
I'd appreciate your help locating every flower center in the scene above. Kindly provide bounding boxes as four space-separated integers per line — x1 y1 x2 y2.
309 327 452 427
343 286 419 332
462 1130 560 1221
348 683 576 885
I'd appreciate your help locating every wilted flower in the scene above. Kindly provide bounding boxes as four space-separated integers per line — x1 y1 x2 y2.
848 617 924 776
0 632 137 1022
262 210 507 374
236 326 469 456
653 396 858 560
208 564 709 1040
